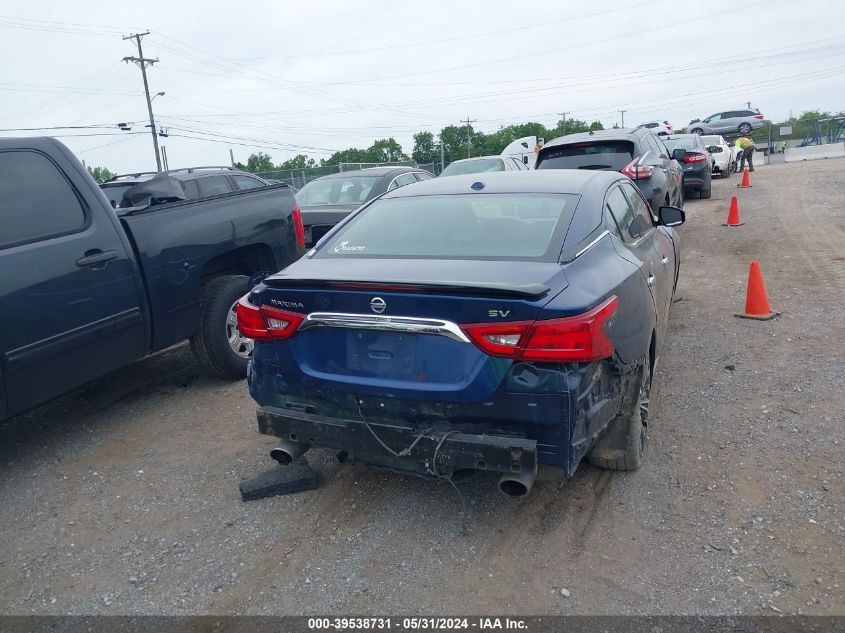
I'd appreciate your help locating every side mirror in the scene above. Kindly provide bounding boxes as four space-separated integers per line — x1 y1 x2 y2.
672 148 687 160
658 205 685 227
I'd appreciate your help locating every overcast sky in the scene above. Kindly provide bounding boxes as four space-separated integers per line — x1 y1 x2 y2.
1 0 843 173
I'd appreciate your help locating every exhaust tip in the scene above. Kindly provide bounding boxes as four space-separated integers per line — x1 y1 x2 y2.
498 471 535 497
499 479 529 497
269 447 294 465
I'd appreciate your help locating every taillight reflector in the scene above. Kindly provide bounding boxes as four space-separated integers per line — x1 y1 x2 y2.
621 158 654 180
291 203 306 249
235 296 304 341
461 296 618 363
682 152 707 164
754 115 764 120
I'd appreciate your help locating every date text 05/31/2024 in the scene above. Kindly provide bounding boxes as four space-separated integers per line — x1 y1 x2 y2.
307 617 529 630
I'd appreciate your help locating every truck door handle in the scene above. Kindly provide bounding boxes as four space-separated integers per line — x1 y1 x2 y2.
661 256 669 265
76 249 118 268
647 274 655 286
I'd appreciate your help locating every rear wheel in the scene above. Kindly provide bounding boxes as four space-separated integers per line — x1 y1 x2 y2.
190 275 251 379
721 163 731 179
588 357 650 471
738 123 752 135
700 174 712 199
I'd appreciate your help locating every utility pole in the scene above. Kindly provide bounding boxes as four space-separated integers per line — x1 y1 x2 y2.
558 111 569 133
619 110 627 128
746 101 751 110
461 116 477 158
440 138 445 173
229 148 235 168
123 32 162 172
161 145 169 170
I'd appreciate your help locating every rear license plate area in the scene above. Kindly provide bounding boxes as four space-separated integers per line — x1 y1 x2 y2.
346 331 417 378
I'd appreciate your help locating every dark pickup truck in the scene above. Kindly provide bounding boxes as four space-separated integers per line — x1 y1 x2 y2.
0 137 304 421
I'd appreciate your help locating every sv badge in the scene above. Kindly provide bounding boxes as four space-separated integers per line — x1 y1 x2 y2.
488 309 511 318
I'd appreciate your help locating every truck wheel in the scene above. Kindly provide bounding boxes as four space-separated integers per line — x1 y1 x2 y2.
190 275 251 379
588 357 650 471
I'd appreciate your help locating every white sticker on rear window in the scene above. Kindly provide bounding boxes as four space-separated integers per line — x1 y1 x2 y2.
333 240 366 253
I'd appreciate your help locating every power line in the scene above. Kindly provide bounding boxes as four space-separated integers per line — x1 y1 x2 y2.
123 31 163 171
224 0 662 61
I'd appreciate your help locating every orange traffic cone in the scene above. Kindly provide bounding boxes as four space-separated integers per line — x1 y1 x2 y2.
722 196 744 226
737 167 752 188
734 261 778 320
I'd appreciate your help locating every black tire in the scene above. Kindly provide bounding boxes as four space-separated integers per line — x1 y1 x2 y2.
690 128 704 135
700 173 712 199
588 358 651 471
721 164 731 179
190 275 251 379
738 123 752 135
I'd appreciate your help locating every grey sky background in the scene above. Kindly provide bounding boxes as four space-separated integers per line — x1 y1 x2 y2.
1 0 843 173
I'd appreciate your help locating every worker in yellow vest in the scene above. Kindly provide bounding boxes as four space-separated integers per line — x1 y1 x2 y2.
735 136 756 173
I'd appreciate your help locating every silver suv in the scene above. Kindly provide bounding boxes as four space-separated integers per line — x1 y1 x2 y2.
689 109 764 136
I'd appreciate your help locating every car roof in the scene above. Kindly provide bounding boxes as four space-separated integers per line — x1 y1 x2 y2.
314 166 420 180
380 170 613 198
447 155 505 164
543 128 648 148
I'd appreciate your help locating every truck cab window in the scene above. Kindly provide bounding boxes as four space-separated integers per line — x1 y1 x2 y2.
0 151 86 249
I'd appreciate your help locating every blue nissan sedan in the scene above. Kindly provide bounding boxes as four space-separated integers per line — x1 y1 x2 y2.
238 170 684 497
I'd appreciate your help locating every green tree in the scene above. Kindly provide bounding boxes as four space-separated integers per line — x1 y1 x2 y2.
438 124 485 163
87 166 115 183
366 138 407 163
412 131 437 164
241 152 275 173
278 154 316 170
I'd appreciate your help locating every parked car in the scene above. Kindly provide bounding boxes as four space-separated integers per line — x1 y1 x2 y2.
440 155 529 177
664 134 713 198
100 167 269 209
239 170 685 496
535 128 685 210
296 167 434 247
700 135 732 178
0 137 304 422
689 109 764 136
636 121 673 136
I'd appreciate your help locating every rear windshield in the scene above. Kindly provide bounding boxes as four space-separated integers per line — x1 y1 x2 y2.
100 184 133 208
440 158 505 177
537 141 635 171
315 193 577 261
296 176 380 207
664 137 701 151
641 122 659 129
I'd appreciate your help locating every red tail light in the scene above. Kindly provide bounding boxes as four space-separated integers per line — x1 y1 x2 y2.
461 296 618 363
291 203 306 250
235 296 304 341
682 152 707 164
621 158 654 180
754 115 764 120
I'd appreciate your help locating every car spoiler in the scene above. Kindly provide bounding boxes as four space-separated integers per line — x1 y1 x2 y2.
263 276 550 299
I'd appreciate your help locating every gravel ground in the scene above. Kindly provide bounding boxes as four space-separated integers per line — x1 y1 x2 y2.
0 159 842 616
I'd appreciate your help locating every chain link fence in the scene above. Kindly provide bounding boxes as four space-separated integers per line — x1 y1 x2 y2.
256 161 441 189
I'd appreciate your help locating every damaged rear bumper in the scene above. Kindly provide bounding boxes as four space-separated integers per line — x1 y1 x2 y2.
256 406 537 478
